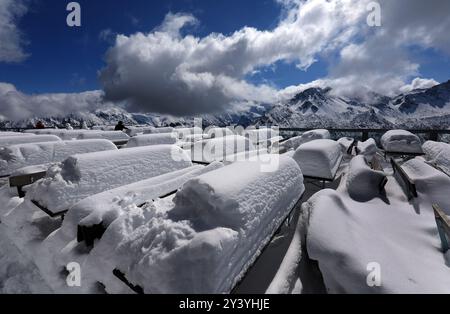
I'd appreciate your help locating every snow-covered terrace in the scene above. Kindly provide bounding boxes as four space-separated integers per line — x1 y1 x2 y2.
0 127 449 294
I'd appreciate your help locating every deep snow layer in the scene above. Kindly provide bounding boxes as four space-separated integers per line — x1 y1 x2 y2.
25 145 192 212
0 135 61 148
305 158 450 293
423 141 450 177
293 139 343 180
0 140 117 176
80 156 305 294
381 130 422 154
126 133 177 148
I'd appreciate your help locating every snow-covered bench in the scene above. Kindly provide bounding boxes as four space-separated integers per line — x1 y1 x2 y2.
126 133 177 148
77 156 304 294
3 140 117 195
280 130 331 154
337 137 356 155
189 135 255 163
391 158 417 200
143 127 174 135
77 131 130 146
125 126 157 137
381 130 424 157
0 132 29 137
292 139 343 183
346 156 388 200
0 135 61 149
304 158 450 293
24 145 193 217
244 128 279 145
355 138 378 158
422 141 450 177
173 127 203 140
433 204 450 253
63 163 223 247
205 127 234 138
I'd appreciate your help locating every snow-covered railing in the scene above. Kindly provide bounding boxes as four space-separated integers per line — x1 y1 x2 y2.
433 204 450 253
279 127 450 142
391 158 417 200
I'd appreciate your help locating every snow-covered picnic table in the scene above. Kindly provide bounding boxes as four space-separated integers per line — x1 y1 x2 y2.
303 158 450 293
0 139 117 177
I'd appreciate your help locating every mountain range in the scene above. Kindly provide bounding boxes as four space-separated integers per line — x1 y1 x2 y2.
1 80 449 130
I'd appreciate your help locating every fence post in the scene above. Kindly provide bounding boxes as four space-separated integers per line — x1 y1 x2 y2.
429 131 439 142
362 131 369 141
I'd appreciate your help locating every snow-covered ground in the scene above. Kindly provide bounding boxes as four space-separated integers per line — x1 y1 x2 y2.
1 127 449 294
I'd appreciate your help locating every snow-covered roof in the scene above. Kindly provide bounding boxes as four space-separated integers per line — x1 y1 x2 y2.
0 139 118 177
25 145 193 212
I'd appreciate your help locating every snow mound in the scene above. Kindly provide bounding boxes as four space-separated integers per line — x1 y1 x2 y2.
306 159 450 293
25 145 192 212
206 127 235 138
125 126 157 137
346 155 387 201
174 127 203 140
293 139 343 180
143 127 174 135
300 129 330 143
50 130 92 140
381 130 422 153
0 140 117 177
126 133 177 148
244 128 279 144
190 135 254 162
0 132 30 137
422 141 450 177
281 130 331 153
89 156 304 293
356 139 378 158
0 135 61 148
77 131 129 142
337 137 355 154
67 163 224 238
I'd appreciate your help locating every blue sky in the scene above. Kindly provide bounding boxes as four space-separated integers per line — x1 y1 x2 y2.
2 0 448 95
0 0 292 93
1 0 450 119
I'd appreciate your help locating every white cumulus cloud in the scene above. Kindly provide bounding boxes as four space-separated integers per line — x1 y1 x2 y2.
0 0 28 63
